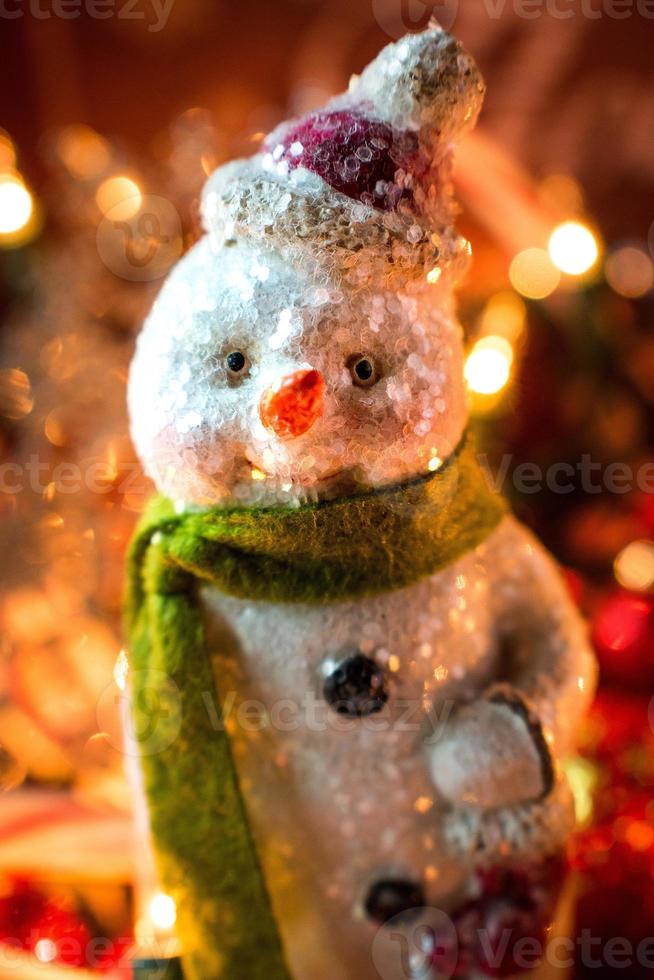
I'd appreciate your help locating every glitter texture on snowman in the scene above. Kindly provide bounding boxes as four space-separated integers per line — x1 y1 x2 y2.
128 25 596 980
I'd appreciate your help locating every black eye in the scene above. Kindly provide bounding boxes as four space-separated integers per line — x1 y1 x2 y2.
225 350 249 378
348 354 379 388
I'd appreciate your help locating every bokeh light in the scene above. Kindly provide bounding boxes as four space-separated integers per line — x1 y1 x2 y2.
464 335 513 396
0 129 16 172
605 245 653 299
593 592 652 653
95 175 142 220
478 290 526 343
537 173 584 215
614 540 654 592
34 938 58 963
0 173 34 236
148 892 177 932
0 367 34 420
564 757 598 827
548 220 600 276
509 247 560 300
56 124 111 181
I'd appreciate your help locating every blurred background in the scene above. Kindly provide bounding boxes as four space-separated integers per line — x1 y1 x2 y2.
0 1 653 976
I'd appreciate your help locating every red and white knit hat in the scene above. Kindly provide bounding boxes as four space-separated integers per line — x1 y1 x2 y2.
202 26 484 289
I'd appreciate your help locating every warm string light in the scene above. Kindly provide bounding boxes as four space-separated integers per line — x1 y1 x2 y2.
486 210 603 407
0 367 34 420
0 130 39 247
148 892 177 932
509 247 560 300
465 293 525 411
614 540 654 593
537 173 584 215
95 174 143 220
0 129 16 171
0 172 35 244
564 757 597 827
508 213 600 302
464 335 514 397
548 220 600 277
605 245 654 299
56 124 111 181
478 291 526 344
132 890 180 967
0 173 32 235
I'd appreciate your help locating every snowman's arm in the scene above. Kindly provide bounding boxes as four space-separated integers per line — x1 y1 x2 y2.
429 517 596 810
488 518 596 758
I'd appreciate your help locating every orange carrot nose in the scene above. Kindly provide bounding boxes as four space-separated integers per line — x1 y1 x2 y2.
259 368 325 439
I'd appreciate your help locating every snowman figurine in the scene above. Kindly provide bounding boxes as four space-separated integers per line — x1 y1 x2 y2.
126 25 596 980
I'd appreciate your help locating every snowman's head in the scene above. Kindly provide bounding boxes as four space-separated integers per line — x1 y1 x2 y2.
128 27 484 507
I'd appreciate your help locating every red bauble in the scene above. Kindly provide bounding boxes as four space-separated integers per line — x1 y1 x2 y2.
0 878 91 968
591 589 654 689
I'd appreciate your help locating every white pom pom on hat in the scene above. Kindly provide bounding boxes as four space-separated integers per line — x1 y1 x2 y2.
342 24 485 143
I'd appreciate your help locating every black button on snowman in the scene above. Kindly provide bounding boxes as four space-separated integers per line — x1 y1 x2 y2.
322 652 389 717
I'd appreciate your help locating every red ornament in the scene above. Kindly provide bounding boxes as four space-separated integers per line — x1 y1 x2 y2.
583 689 652 765
0 878 91 968
591 589 654 689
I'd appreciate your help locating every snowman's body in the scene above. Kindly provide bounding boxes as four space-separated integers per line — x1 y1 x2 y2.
200 516 587 980
128 27 595 980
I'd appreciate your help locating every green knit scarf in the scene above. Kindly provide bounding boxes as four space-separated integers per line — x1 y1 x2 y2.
124 435 505 980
